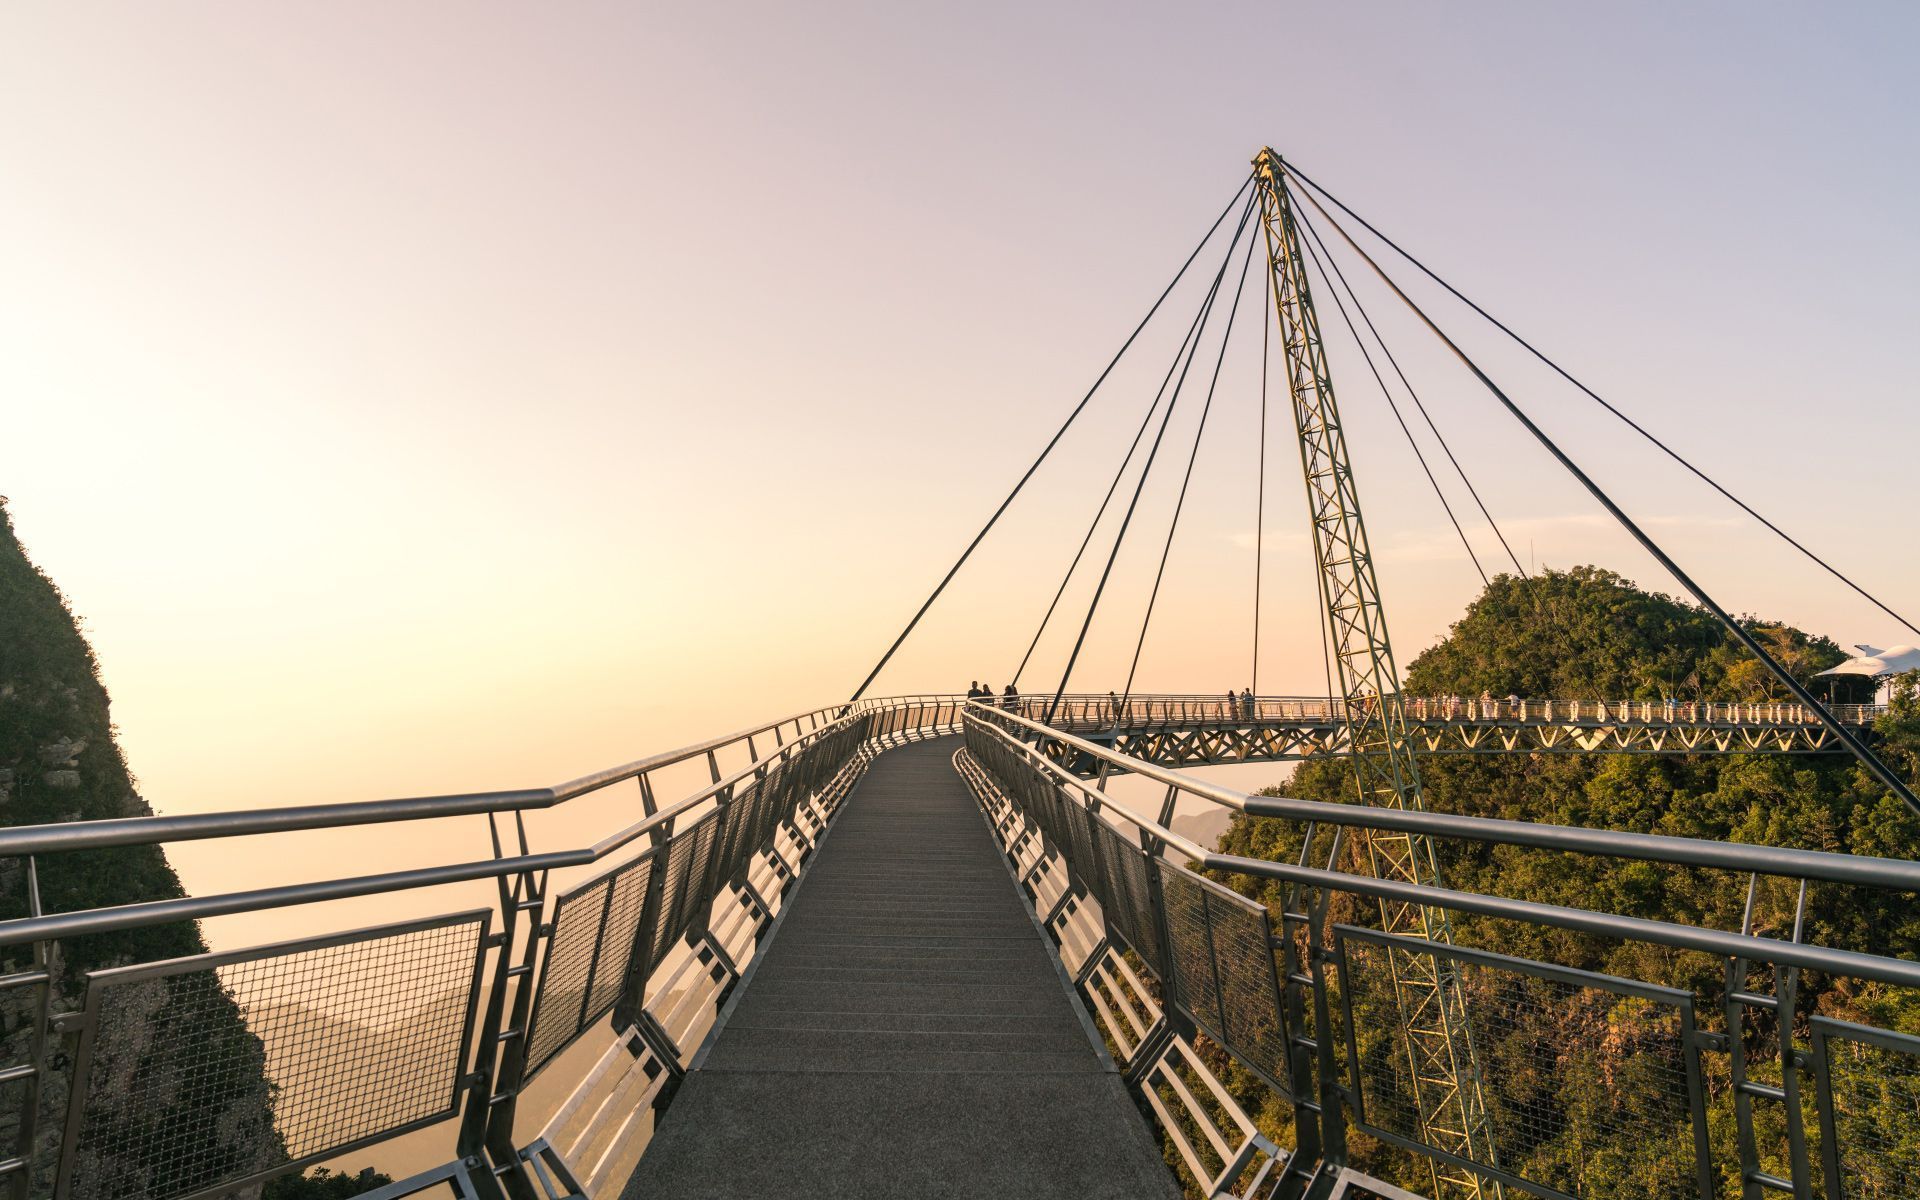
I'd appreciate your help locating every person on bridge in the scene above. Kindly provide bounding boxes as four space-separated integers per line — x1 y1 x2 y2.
966 681 982 700
1002 682 1019 712
1240 687 1255 719
1107 691 1121 722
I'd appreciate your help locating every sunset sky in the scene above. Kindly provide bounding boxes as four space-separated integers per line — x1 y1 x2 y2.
3 2 1918 937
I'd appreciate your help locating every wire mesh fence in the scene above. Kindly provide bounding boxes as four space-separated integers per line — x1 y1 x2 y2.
1090 818 1162 972
59 912 487 1200
1815 1017 1920 1200
526 854 654 1078
1159 864 1291 1095
1336 925 1704 1200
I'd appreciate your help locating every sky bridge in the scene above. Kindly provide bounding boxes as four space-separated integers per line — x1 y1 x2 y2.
0 697 1915 1200
3 142 1918 1200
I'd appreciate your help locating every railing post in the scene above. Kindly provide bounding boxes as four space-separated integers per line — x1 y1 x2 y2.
7 857 52 1200
612 810 677 1040
1305 873 1348 1177
456 814 542 1200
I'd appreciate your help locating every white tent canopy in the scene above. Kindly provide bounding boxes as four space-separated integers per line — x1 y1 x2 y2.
1815 644 1920 679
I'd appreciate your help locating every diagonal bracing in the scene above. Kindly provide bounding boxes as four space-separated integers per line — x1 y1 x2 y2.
1253 148 1501 1200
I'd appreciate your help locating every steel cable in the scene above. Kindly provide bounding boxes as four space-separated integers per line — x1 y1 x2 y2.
1293 200 1527 580
1009 233 1249 689
1282 160 1917 640
1282 175 1920 818
1043 195 1260 724
849 174 1256 702
1293 199 1493 586
1119 226 1263 706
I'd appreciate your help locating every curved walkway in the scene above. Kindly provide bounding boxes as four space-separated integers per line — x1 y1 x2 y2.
620 737 1178 1199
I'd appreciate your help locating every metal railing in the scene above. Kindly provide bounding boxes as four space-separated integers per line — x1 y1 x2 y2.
961 702 1920 1200
0 695 966 1200
1016 693 1881 728
992 694 1881 763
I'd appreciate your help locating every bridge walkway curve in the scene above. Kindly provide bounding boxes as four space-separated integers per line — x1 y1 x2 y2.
619 736 1179 1199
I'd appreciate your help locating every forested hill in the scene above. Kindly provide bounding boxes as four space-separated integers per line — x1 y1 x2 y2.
1402 566 1848 704
1221 565 1920 911
0 501 276 1194
1210 565 1920 1197
0 501 200 964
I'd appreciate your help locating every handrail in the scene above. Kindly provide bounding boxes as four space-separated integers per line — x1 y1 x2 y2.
964 708 1920 990
0 697 959 858
967 703 1920 892
1023 692 1883 725
0 697 964 947
967 708 1918 1198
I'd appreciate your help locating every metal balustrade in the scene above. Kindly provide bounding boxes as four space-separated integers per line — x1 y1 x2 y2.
960 702 1920 1200
1000 694 1881 765
0 696 966 1200
1023 694 1881 729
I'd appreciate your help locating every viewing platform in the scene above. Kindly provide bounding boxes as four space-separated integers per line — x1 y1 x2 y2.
620 738 1177 1200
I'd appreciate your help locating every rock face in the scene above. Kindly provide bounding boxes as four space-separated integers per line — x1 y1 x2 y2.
0 501 272 1196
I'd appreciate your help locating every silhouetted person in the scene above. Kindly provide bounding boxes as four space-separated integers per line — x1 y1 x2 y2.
1241 687 1254 719
967 681 982 700
1003 682 1019 713
1108 691 1120 722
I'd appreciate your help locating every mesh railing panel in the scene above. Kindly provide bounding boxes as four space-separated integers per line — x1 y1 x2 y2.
525 873 612 1074
1160 865 1224 1034
648 819 702 969
1157 863 1287 1091
1064 802 1097 898
1203 885 1288 1091
671 815 720 937
1092 819 1162 972
586 855 654 1021
64 914 484 1200
525 852 655 1077
1339 929 1698 1199
1822 1022 1920 1199
712 783 754 887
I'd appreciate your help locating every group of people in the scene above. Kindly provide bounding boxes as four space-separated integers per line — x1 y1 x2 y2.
1224 687 1257 718
966 680 1020 707
1416 691 1524 719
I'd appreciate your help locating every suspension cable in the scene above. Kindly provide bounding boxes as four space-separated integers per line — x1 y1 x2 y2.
1010 243 1238 688
1121 227 1262 705
1283 176 1920 819
848 174 1255 702
1043 196 1259 725
1282 160 1917 640
1294 198 1492 587
1293 199 1527 580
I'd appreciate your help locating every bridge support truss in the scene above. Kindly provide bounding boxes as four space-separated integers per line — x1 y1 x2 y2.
1254 147 1499 1199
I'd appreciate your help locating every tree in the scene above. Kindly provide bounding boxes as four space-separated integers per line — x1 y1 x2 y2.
263 1167 395 1198
1209 566 1920 1195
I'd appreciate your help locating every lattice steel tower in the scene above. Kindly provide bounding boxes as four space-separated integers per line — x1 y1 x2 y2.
1253 147 1500 1200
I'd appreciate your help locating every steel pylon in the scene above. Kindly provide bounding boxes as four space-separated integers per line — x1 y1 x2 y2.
1253 148 1500 1200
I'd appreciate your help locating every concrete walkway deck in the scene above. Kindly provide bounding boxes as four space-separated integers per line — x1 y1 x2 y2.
619 736 1178 1199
